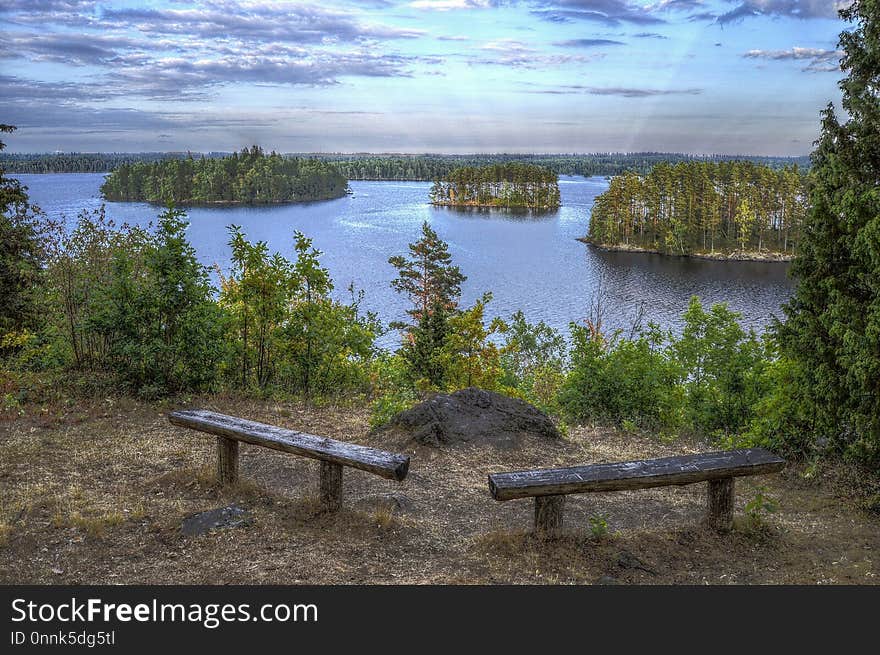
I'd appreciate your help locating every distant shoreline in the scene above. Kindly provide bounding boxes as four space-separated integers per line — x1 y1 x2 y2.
102 192 348 207
577 238 794 262
431 200 559 211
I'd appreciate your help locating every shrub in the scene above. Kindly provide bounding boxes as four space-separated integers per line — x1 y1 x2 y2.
559 323 684 433
91 207 227 395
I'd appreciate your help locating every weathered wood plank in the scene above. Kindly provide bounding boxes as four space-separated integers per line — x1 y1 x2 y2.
534 495 565 538
706 477 735 532
489 448 784 501
169 409 409 481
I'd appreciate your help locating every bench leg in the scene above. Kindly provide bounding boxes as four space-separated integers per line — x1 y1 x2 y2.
706 477 734 532
534 495 566 538
216 437 239 485
319 461 343 513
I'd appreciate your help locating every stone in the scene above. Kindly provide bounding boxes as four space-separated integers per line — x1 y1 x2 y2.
384 387 561 447
181 504 252 537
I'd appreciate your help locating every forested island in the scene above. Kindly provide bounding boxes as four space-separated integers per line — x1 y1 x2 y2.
429 163 561 210
2 151 811 178
99 146 348 205
584 160 806 260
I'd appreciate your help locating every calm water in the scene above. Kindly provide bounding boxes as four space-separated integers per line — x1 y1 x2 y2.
15 173 794 345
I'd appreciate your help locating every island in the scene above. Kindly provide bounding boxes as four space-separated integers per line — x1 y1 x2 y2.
429 163 561 210
100 146 348 205
583 160 806 260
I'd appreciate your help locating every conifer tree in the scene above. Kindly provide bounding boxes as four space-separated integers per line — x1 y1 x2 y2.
388 221 465 325
0 125 45 341
777 0 880 464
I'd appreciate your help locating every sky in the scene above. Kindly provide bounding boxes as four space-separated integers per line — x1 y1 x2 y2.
0 0 853 155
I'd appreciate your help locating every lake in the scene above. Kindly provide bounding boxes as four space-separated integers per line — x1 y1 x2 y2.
14 173 794 345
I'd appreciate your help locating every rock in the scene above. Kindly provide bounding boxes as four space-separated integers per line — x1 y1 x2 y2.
384 387 561 447
181 504 252 537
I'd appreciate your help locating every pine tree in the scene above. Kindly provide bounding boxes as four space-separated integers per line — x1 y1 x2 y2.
389 222 466 387
388 221 465 325
777 0 880 464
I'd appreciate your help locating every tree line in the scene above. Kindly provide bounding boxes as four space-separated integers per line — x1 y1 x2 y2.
429 163 561 210
0 152 190 174
586 160 807 257
100 146 348 205
3 151 811 178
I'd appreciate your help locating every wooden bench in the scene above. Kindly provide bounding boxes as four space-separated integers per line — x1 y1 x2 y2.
169 409 410 512
488 448 785 537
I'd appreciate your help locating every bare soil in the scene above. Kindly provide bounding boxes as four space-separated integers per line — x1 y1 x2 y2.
1 394 877 585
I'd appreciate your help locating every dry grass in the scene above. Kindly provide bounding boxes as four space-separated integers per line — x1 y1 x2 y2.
0 392 878 585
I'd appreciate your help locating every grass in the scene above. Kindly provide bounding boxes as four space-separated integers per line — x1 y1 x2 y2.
1 393 878 584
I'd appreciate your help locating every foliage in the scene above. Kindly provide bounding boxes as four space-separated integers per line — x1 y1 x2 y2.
0 125 47 349
100 146 348 205
745 355 818 457
430 163 560 210
588 514 610 539
91 207 227 396
744 487 779 521
281 239 380 397
500 310 567 413
43 207 154 369
219 227 379 396
560 297 770 440
389 221 466 387
742 486 779 532
588 160 806 256
389 221 465 325
671 297 770 436
440 292 506 390
368 353 419 429
775 0 880 466
0 151 194 174
4 151 812 178
219 226 291 389
559 322 684 433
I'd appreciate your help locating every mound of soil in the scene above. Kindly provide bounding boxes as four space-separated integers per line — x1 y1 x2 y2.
385 387 561 447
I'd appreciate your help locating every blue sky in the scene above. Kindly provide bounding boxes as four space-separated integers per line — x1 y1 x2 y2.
0 0 851 154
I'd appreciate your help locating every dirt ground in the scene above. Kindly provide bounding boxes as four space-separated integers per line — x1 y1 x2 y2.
1 394 877 585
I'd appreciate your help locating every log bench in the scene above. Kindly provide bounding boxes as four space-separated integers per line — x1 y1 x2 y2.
169 409 410 512
488 448 785 537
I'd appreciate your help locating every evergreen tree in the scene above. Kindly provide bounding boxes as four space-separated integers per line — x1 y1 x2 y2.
0 125 45 342
776 0 880 464
388 221 465 324
389 222 466 386
94 207 227 395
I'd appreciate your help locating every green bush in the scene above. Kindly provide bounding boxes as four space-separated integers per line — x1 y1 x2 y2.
672 296 770 437
500 311 567 414
220 227 379 397
91 207 227 395
559 323 684 433
368 353 418 428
